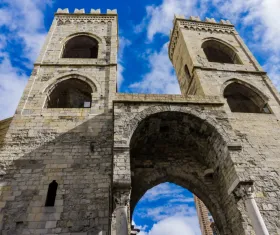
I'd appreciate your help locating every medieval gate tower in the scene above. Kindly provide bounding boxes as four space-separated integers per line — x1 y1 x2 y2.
0 8 279 235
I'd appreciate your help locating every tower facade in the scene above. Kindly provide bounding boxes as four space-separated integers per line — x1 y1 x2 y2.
194 195 214 235
0 9 280 235
0 8 118 235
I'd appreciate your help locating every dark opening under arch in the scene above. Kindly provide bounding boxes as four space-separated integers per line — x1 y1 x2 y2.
63 35 98 58
202 40 241 64
128 111 236 235
45 180 58 207
47 78 93 108
224 82 271 113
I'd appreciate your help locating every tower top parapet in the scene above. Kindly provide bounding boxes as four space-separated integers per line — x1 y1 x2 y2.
56 8 117 15
169 15 235 61
173 15 232 25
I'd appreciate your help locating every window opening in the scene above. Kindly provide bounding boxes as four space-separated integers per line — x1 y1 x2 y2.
224 82 270 113
45 180 58 207
63 35 98 58
184 65 191 81
202 40 241 64
47 78 93 108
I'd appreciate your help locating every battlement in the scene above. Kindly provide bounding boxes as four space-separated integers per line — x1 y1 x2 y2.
173 15 233 26
56 8 117 15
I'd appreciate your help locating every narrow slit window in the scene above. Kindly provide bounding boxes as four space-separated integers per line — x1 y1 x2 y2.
45 180 58 207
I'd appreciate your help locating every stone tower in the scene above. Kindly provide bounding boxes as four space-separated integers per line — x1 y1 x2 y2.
0 9 280 235
0 8 118 235
194 195 214 235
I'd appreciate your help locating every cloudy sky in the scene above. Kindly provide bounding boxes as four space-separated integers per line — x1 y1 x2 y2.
0 0 280 233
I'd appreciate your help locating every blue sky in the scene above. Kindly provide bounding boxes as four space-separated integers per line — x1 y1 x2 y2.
133 183 201 235
0 0 280 234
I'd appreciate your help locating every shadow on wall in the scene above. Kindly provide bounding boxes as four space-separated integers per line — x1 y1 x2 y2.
0 112 113 234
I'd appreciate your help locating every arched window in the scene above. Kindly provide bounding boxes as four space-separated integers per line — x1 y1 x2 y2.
47 78 93 108
202 40 241 64
63 35 98 58
224 82 270 113
45 180 58 207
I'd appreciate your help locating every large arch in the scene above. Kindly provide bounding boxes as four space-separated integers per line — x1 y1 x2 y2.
222 79 271 113
47 78 93 108
202 38 242 64
127 110 245 235
43 74 99 109
42 73 101 95
61 33 102 59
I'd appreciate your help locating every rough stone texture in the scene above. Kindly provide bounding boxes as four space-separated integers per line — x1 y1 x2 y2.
0 12 280 235
0 118 12 144
0 11 117 235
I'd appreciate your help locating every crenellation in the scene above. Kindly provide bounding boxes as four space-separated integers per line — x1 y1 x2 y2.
91 9 101 14
74 8 85 14
205 17 216 23
190 16 201 21
220 19 232 25
107 9 117 14
55 8 117 15
56 8 69 14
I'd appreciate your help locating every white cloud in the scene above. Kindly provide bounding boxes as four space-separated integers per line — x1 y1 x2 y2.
0 0 51 119
129 43 180 94
138 0 199 41
135 203 197 222
118 36 131 90
136 216 200 235
140 183 194 203
0 53 28 119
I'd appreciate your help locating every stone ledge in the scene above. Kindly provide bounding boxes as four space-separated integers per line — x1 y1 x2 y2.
114 93 223 105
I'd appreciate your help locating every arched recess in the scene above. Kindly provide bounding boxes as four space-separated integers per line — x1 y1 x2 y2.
202 39 242 64
128 111 245 235
223 79 271 113
43 73 101 95
62 33 101 58
43 74 98 109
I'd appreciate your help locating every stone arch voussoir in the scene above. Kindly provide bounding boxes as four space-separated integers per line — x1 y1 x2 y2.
42 72 102 96
221 78 270 102
123 105 231 147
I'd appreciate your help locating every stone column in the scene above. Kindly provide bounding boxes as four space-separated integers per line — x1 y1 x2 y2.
236 183 269 235
113 188 131 235
112 145 131 235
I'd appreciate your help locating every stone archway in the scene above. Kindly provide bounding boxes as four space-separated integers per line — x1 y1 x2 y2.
129 111 232 235
112 106 262 235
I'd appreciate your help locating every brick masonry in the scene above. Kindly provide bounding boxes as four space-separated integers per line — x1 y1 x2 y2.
0 10 279 235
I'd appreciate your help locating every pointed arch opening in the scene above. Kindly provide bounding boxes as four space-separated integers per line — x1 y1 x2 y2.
47 78 93 108
202 39 242 64
224 82 271 113
63 35 98 58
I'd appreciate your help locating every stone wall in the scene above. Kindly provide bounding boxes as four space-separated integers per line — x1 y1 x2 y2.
0 118 12 144
0 9 117 235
